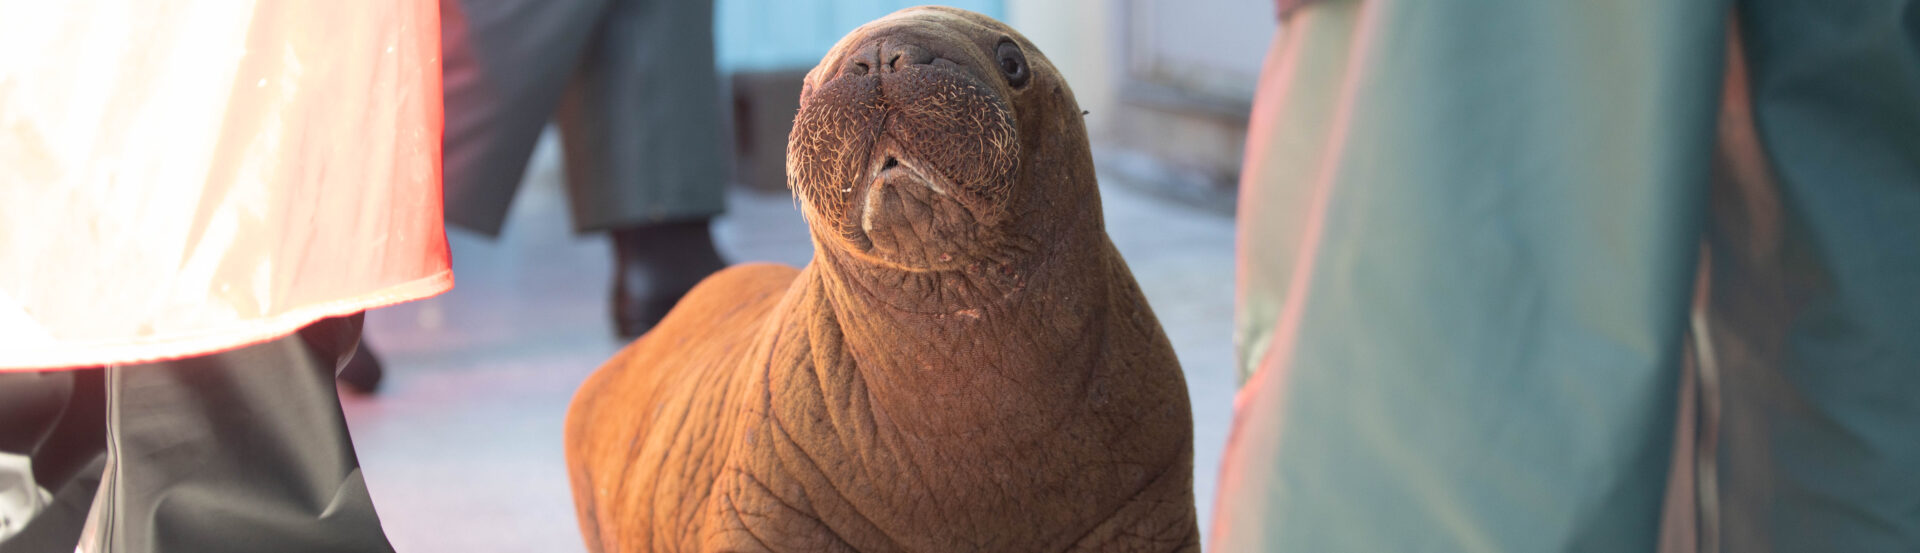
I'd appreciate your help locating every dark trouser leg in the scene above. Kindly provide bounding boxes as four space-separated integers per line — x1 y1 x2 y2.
440 0 609 236
0 371 75 460
0 369 105 553
555 0 727 232
371 0 610 393
0 366 104 553
335 344 385 395
87 315 393 553
554 0 730 338
1708 2 1920 551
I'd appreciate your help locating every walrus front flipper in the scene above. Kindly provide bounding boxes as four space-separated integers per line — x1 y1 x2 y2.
563 262 798 553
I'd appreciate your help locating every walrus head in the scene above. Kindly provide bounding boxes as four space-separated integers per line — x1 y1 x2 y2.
788 7 1092 274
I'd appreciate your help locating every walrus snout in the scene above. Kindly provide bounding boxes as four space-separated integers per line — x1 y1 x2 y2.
788 16 1024 270
841 39 940 77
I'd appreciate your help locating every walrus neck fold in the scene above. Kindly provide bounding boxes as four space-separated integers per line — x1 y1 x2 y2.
800 227 1128 435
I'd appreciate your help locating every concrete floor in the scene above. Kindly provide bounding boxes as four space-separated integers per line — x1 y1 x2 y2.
344 134 1236 551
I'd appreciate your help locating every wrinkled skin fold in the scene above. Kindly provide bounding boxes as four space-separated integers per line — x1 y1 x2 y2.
565 7 1199 552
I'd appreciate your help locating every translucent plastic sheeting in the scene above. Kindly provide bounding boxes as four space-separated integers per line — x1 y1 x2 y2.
0 1 451 370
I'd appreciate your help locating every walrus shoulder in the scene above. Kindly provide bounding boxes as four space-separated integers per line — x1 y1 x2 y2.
564 262 800 552
672 262 803 327
573 262 799 403
566 262 799 443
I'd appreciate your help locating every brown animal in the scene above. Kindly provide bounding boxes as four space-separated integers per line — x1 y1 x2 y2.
564 7 1198 552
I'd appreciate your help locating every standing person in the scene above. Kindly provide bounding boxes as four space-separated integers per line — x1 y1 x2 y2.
443 0 728 338
0 2 450 552
1215 0 1920 551
340 0 731 393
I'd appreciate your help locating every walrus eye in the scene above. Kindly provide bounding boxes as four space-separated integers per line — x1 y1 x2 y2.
995 40 1029 88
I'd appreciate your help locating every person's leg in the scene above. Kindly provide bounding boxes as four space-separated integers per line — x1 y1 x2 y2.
1214 1 1731 550
0 372 74 460
554 0 729 337
441 0 611 236
334 344 385 395
85 315 394 553
1705 2 1920 550
336 0 617 393
0 369 104 553
0 370 71 543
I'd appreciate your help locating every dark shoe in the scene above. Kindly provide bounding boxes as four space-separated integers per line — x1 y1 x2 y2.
335 343 384 395
611 219 727 339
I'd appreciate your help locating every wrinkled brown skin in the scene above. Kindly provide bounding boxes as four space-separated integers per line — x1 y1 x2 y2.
565 7 1197 552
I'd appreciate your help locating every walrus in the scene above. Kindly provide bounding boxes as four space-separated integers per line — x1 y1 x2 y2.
564 7 1198 551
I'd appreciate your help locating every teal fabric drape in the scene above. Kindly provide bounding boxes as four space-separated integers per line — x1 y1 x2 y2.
1218 0 1920 551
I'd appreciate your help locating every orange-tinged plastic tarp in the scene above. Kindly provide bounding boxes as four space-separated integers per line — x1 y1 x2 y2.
0 1 451 370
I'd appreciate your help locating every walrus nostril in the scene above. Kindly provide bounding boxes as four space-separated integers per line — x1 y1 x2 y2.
844 47 877 77
882 43 934 72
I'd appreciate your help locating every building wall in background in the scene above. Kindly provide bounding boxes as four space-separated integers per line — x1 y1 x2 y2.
717 0 1005 73
1012 0 1277 213
715 0 1276 213
716 0 1004 191
1121 0 1273 104
1006 0 1120 136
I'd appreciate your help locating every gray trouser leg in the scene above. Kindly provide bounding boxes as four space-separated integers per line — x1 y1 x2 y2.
556 0 728 232
442 0 728 236
441 0 609 236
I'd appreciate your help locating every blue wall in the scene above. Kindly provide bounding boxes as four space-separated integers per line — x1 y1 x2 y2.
717 0 1004 73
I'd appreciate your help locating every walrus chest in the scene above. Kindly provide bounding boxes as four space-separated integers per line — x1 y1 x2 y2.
693 302 1193 552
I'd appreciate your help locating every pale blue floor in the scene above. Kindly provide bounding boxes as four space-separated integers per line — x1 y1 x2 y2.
345 134 1235 552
